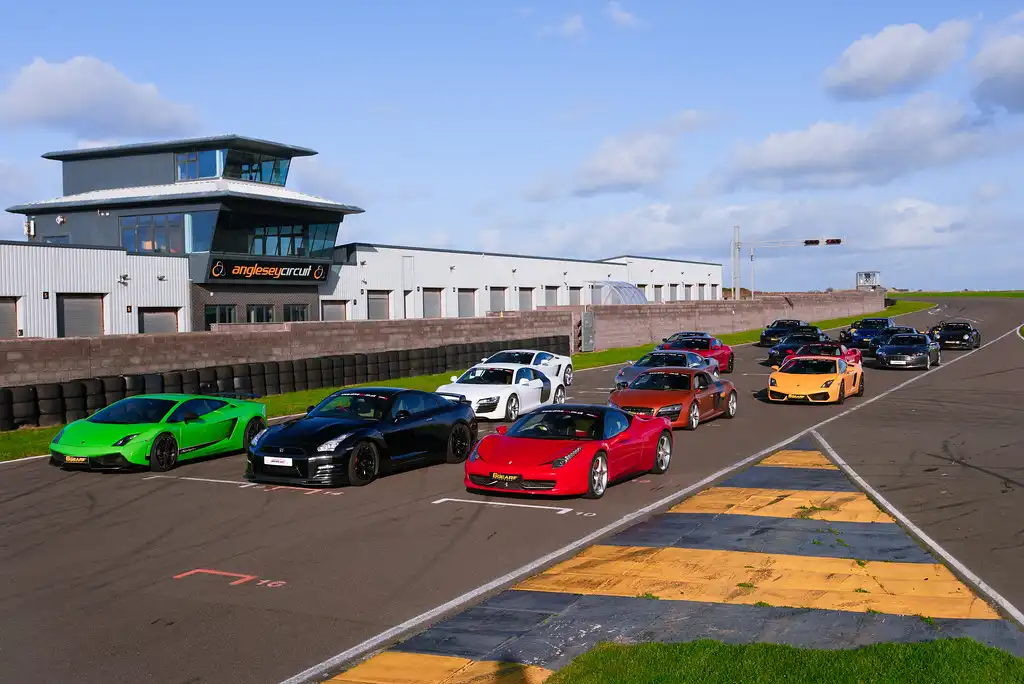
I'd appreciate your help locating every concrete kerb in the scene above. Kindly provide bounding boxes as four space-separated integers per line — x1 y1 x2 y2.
0 304 939 467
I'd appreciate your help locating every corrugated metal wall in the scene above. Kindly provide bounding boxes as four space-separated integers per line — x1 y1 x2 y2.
0 244 191 337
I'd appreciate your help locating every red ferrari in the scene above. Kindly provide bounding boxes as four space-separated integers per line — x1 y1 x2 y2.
793 341 862 366
464 404 673 499
660 336 735 373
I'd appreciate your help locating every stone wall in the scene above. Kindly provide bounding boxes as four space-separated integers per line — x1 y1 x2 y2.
0 290 884 386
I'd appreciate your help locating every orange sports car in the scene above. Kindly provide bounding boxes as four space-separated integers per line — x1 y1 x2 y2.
607 367 738 430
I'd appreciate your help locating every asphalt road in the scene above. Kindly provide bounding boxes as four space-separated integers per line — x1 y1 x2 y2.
1 298 1021 684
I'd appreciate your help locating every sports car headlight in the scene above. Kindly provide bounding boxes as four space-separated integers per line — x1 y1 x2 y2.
656 404 682 417
52 428 66 445
468 441 482 462
113 434 139 447
821 379 834 388
317 434 350 452
250 428 267 446
963 334 969 340
478 396 500 405
769 377 777 386
551 446 583 469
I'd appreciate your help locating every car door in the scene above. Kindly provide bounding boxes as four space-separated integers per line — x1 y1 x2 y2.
693 372 718 415
382 392 432 464
602 409 642 477
532 351 555 376
710 339 728 365
166 398 230 454
838 359 855 391
515 368 543 410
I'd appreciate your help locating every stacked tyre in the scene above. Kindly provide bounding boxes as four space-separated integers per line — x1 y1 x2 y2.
342 355 356 385
291 360 308 392
181 370 200 395
82 379 105 415
162 371 183 394
215 366 233 393
231 364 251 394
279 361 296 394
0 388 13 432
59 381 89 424
249 363 266 397
9 386 39 427
264 362 281 395
124 375 145 397
304 359 322 390
330 357 345 387
36 384 63 427
102 376 126 406
198 367 217 395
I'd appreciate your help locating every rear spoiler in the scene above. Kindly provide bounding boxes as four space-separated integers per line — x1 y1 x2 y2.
436 392 472 405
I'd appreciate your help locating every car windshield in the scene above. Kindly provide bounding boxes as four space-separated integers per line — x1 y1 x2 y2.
941 323 971 330
770 320 801 328
668 338 711 350
486 351 535 364
859 320 889 329
668 332 706 340
88 398 178 424
629 371 692 391
310 391 389 420
781 334 820 345
636 353 690 367
888 335 927 346
798 344 841 357
457 367 514 385
778 358 837 375
507 408 601 440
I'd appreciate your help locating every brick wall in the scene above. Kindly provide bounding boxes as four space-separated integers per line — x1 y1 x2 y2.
0 290 884 386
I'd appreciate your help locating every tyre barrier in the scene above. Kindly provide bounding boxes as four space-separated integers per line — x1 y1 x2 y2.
0 335 572 431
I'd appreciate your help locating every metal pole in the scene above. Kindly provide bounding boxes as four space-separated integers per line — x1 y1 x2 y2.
732 225 740 300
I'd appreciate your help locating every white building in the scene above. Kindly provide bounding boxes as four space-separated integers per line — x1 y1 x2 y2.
318 243 723 321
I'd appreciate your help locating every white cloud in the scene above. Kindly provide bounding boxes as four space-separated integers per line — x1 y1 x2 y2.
288 158 366 205
0 57 200 139
572 110 710 196
607 2 640 27
542 14 585 38
974 182 1007 202
709 94 1014 192
823 21 972 100
971 31 1024 112
523 174 563 202
76 139 120 149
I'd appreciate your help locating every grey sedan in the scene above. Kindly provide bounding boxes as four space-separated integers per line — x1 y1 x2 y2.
614 350 720 388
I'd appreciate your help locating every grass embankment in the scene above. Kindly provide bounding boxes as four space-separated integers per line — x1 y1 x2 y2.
890 290 1024 299
0 299 933 463
544 639 1024 684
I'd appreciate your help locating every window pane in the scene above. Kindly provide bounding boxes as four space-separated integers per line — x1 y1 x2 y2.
197 150 218 178
121 227 136 252
186 211 216 253
247 305 274 323
154 227 168 253
265 226 279 256
137 223 154 252
276 159 290 185
284 304 308 322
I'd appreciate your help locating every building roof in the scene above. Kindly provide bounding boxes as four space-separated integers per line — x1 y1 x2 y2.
5 179 365 215
336 242 721 268
599 254 721 267
41 134 318 162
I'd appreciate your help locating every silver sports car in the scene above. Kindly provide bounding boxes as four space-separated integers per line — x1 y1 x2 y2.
614 350 720 388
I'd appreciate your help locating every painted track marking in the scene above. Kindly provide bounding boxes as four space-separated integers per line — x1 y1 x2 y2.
279 319 1021 684
432 497 574 515
812 430 1024 629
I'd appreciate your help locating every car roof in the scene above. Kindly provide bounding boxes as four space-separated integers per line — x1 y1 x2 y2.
131 393 218 401
335 386 404 395
469 362 530 370
489 349 541 354
636 366 700 375
645 349 693 355
780 355 839 363
670 331 710 336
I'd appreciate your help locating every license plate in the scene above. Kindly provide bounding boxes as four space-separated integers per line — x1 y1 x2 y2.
490 472 521 482
64 456 87 464
264 456 293 466
788 394 806 400
889 360 906 365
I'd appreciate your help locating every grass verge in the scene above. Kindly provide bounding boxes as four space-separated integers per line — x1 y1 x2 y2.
0 299 934 463
890 290 1024 299
545 639 1024 684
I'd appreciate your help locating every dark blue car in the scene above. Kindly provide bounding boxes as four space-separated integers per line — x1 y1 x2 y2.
866 326 918 357
840 317 896 349
874 333 941 370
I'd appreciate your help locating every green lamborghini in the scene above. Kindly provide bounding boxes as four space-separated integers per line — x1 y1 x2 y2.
48 394 267 472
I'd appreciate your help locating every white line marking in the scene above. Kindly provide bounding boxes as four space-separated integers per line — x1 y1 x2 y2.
144 474 250 486
811 430 1024 629
279 317 1018 684
432 497 574 515
1017 325 1024 342
0 453 49 465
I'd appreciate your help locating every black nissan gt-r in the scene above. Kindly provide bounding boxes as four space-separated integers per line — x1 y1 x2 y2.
928 321 982 350
246 387 478 487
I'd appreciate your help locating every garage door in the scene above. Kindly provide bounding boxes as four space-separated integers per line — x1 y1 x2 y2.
489 287 505 312
0 298 16 339
519 288 534 311
138 308 178 333
57 294 103 338
322 300 348 321
457 289 475 318
422 289 442 319
544 286 558 306
366 291 390 320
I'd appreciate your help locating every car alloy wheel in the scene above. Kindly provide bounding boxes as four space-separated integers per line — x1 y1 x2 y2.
725 391 737 418
505 395 519 422
925 355 931 370
564 365 574 386
685 402 700 430
554 386 565 404
446 423 472 464
652 432 672 474
837 381 846 405
857 373 865 397
586 454 609 499
150 434 178 472
349 441 379 486
726 355 735 373
243 417 265 448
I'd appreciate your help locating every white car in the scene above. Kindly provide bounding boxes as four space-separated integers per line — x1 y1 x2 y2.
436 363 567 421
479 349 574 387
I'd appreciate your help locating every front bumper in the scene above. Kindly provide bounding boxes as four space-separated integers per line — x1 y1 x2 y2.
937 339 971 349
245 448 350 487
874 355 929 369
48 442 150 470
767 386 839 403
464 463 586 496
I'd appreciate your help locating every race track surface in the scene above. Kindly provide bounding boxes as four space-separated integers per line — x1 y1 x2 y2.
1 297 1021 683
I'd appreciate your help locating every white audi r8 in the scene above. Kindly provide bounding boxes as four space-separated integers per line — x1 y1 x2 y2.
479 349 574 386
436 363 566 422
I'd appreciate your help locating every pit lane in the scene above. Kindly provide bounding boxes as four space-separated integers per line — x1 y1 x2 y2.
0 298 1021 684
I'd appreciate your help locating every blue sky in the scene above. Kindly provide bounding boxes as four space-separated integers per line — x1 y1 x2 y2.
1 1 1022 291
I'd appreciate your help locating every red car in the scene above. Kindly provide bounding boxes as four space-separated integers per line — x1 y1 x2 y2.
661 336 735 373
464 404 673 499
793 341 862 366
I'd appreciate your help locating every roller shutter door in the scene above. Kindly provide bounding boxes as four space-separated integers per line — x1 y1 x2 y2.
0 298 16 339
569 288 581 306
139 308 178 333
322 301 348 321
57 294 103 338
366 291 390 320
422 289 442 318
488 287 505 312
544 286 558 306
457 289 475 317
519 288 534 311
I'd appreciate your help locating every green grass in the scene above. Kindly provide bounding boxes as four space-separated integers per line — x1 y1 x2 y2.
890 290 1024 299
0 298 935 463
544 638 1024 684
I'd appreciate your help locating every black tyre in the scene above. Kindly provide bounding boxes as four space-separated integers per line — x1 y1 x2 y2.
504 394 520 422
64 409 89 423
723 390 738 418
583 452 609 499
683 401 700 430
726 355 735 373
36 384 61 401
60 381 85 399
651 431 672 474
553 385 566 404
39 414 64 427
856 372 865 397
564 364 574 386
446 422 473 464
242 417 266 450
836 381 846 405
149 433 179 472
38 398 64 415
347 440 379 486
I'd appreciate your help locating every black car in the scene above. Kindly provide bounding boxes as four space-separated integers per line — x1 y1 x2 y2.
656 331 711 349
759 319 810 347
929 321 982 349
874 333 941 370
866 326 918 356
767 331 830 366
246 387 478 487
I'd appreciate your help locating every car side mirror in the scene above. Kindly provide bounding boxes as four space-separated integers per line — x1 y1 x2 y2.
480 357 488 362
626 360 634 365
661 338 668 342
394 410 411 422
771 365 780 371
519 378 531 385
496 425 508 435
306 405 315 414
450 376 458 383
183 412 199 423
